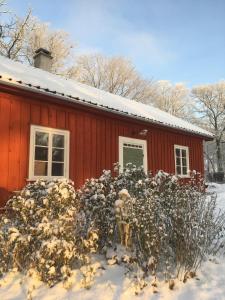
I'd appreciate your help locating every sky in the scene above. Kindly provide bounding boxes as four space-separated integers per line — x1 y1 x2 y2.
6 0 225 87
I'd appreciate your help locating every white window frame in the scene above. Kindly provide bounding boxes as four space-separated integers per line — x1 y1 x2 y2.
119 136 147 172
29 125 70 180
174 144 190 178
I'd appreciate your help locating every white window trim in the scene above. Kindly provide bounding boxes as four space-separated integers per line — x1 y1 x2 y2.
28 125 70 180
174 144 190 178
119 136 147 173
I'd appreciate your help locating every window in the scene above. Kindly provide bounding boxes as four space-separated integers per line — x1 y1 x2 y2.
29 125 69 180
119 136 147 172
174 145 190 177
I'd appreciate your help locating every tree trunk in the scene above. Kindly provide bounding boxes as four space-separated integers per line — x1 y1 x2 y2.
216 139 223 172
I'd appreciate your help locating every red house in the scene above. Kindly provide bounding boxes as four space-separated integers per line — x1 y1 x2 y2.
0 50 213 206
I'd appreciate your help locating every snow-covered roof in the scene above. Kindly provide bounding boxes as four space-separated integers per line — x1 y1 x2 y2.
0 55 213 138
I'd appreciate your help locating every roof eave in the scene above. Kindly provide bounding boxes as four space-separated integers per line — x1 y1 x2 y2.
0 79 214 140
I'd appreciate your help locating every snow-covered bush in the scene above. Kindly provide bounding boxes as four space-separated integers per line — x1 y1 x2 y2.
128 170 225 280
79 165 150 250
81 165 225 282
0 165 224 289
0 179 86 286
78 170 117 249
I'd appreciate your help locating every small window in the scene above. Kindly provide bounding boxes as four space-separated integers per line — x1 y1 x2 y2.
119 136 147 172
29 125 69 180
174 145 190 177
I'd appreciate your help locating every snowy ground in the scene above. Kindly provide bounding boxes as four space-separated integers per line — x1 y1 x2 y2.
207 182 225 212
1 184 225 300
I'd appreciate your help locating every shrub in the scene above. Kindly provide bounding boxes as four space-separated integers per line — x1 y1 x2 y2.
81 165 225 281
128 170 225 280
0 179 86 286
79 170 117 249
0 165 224 288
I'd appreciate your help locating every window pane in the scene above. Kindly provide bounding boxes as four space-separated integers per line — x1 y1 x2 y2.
176 157 181 166
182 167 187 175
35 147 48 161
182 158 187 166
176 166 181 175
182 149 186 157
34 161 48 176
52 163 64 176
175 149 180 157
123 146 144 169
35 132 48 146
53 134 64 148
52 148 64 162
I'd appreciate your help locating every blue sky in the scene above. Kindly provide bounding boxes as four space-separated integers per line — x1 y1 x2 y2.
7 0 225 86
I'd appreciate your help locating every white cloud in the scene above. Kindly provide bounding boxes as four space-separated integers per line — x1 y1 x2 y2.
65 0 175 68
115 31 174 66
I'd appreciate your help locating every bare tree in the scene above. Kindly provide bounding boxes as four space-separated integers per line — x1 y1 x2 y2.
0 0 7 17
0 5 75 74
23 18 75 74
0 0 13 39
149 80 191 118
0 1 5 37
67 53 155 102
192 81 225 172
0 9 32 59
0 0 8 16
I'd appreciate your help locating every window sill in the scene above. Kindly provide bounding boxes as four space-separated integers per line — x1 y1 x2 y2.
176 175 191 179
27 176 68 182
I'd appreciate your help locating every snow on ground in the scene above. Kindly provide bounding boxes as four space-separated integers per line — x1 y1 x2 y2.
1 184 225 300
1 258 225 300
207 183 225 212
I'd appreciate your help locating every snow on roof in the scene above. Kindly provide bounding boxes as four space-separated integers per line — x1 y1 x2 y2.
0 55 213 138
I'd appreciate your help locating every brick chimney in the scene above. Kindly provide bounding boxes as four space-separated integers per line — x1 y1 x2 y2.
33 48 53 72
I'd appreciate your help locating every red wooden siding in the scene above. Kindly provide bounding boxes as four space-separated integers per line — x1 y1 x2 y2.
0 88 205 207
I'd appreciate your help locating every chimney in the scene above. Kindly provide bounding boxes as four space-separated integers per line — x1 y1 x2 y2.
33 48 53 72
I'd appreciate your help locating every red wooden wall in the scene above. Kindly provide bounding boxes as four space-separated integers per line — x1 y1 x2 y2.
0 87 205 206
